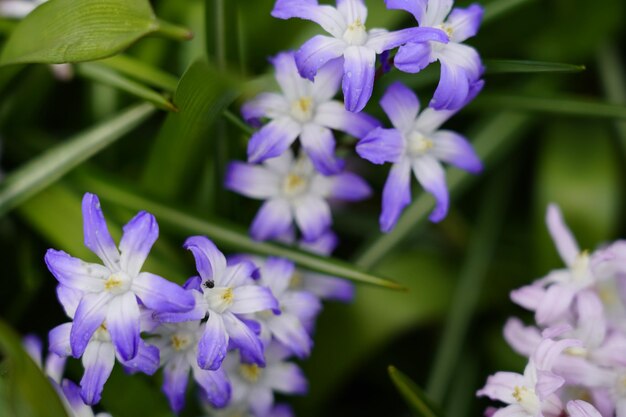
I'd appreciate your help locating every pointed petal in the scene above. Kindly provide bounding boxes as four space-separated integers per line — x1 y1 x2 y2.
412 156 449 222
476 371 525 404
535 370 565 400
437 42 484 81
267 314 312 358
380 159 412 232
80 341 115 405
56 284 83 318
356 127 404 165
546 204 580 267
71 292 110 358
264 150 295 175
299 230 338 255
197 312 228 370
394 41 434 74
535 284 576 326
183 236 227 281
223 313 265 366
155 290 208 323
300 124 344 175
132 272 195 313
261 257 296 297
192 364 231 408
311 58 343 102
366 27 447 54
221 260 258 288
247 117 301 163
295 35 346 82
330 172 372 201
121 341 160 375
313 100 380 138
293 196 332 241
447 4 483 43
225 162 281 200
503 317 541 357
266 361 308 394
271 52 311 101
162 356 190 413
119 211 158 277
241 92 289 126
431 130 482 173
231 285 279 314
107 292 140 361
337 0 367 22
342 45 376 112
533 337 581 371
49 322 73 357
272 0 347 38
414 107 455 134
250 199 294 241
510 284 545 311
302 273 354 302
567 401 603 417
381 82 420 132
384 0 426 22
44 353 67 384
248 387 274 417
45 250 107 293
423 0 454 26
82 193 120 270
280 291 322 323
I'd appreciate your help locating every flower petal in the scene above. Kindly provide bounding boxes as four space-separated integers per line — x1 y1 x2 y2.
380 82 420 132
132 272 195 313
394 41 434 74
293 195 332 241
437 42 484 82
106 292 140 361
155 290 208 323
280 291 322 323
80 340 115 405
248 387 274 417
198 312 228 371
366 27 447 54
266 361 309 394
119 211 158 277
121 340 160 375
81 193 120 270
414 107 455 134
567 401 603 417
337 0 367 23
476 371 525 404
546 204 580 267
260 257 296 298
431 130 482 173
329 172 372 201
272 0 347 38
412 156 449 222
313 100 380 138
241 92 289 126
535 284 576 326
162 356 190 413
380 159 412 232
183 236 227 281
342 45 376 112
49 322 73 357
271 52 311 102
250 199 293 241
423 0 454 26
447 4 483 43
225 162 281 201
56 284 83 318
192 364 232 408
295 35 347 82
231 285 279 315
503 317 541 357
247 117 302 163
300 124 344 175
311 58 343 102
384 0 426 22
356 127 404 165
45 250 107 293
267 314 312 358
302 273 354 302
223 312 265 366
71 292 110 358
221 260 258 288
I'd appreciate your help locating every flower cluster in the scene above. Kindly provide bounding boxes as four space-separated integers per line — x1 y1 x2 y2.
478 204 626 417
228 0 485 237
37 192 353 416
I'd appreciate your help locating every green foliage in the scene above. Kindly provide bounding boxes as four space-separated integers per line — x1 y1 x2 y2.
389 366 442 417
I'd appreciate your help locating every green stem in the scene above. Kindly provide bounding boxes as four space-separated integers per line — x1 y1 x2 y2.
155 18 194 41
426 167 513 402
596 42 626 154
223 109 255 135
215 0 226 71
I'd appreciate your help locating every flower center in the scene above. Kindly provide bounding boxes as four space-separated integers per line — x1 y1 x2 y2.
93 322 111 342
282 173 308 197
289 271 304 289
171 334 192 351
204 286 234 313
104 271 131 295
239 363 262 383
343 19 368 45
407 131 434 157
512 386 540 413
290 96 314 123
571 251 590 282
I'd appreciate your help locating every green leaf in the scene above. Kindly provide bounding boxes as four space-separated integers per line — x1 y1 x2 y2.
97 54 179 92
483 0 537 24
597 43 626 153
389 366 443 417
76 63 177 111
472 94 626 119
76 170 404 290
141 59 239 199
485 59 585 74
0 103 155 218
0 0 191 66
0 320 70 417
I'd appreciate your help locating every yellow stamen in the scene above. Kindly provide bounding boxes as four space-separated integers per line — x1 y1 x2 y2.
239 363 262 383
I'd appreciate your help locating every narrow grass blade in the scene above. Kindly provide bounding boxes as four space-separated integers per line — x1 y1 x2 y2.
76 170 405 290
0 103 155 217
485 59 585 74
76 63 177 111
97 54 178 91
597 43 626 153
388 366 443 417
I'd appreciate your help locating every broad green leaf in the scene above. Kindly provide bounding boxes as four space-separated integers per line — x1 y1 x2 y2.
472 94 626 119
76 63 177 111
485 59 585 74
0 103 155 218
98 54 178 91
0 320 70 417
389 366 443 417
0 0 192 66
141 59 238 199
353 112 531 270
76 170 404 290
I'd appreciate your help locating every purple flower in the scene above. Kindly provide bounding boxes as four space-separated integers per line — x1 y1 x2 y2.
224 343 307 417
157 236 278 371
356 81 481 231
59 380 112 417
226 150 371 241
271 0 448 112
386 0 485 110
243 51 379 174
150 321 231 412
44 193 195 362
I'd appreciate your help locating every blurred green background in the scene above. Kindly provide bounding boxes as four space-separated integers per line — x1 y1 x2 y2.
0 0 625 416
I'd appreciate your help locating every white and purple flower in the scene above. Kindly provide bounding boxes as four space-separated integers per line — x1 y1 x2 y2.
271 0 448 112
356 81 482 231
226 150 371 241
386 0 485 110
243 51 379 174
44 193 195 363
